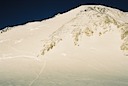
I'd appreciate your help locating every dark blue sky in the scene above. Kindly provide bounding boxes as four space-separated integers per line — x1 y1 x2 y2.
0 0 128 30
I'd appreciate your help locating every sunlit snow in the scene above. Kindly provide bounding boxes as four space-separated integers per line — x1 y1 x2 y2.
0 5 128 86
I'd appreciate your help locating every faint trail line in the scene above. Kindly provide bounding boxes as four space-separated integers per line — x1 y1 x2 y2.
0 55 40 61
29 58 47 86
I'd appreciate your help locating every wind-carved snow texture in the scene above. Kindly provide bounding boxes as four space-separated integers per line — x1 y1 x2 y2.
40 6 128 55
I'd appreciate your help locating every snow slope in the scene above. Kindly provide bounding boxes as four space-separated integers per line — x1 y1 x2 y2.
0 5 128 86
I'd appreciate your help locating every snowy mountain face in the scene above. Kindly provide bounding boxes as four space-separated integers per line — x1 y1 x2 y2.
40 6 128 56
0 5 128 86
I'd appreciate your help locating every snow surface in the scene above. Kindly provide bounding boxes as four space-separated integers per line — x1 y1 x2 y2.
0 5 128 86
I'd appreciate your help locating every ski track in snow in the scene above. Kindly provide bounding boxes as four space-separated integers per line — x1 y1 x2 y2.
0 55 46 86
0 55 40 61
29 57 47 86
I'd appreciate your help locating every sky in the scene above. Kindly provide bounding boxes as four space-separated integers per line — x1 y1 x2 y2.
0 0 128 30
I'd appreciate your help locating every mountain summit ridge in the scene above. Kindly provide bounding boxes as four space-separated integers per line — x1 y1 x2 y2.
0 5 128 57
39 5 128 55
